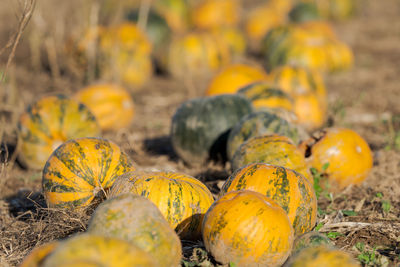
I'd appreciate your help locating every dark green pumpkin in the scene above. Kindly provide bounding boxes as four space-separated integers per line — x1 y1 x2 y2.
226 111 308 160
289 2 321 23
292 231 334 255
171 94 253 166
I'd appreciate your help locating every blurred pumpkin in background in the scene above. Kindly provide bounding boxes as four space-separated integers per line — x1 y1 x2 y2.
18 95 100 170
190 0 240 30
205 64 269 95
154 0 191 33
74 84 135 131
300 0 355 20
166 31 230 79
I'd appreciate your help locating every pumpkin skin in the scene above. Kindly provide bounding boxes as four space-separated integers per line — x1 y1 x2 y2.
99 23 153 88
109 171 214 240
211 27 246 59
269 65 327 109
42 137 134 209
18 95 101 170
203 190 294 267
300 128 373 188
300 0 355 20
289 2 321 23
238 82 294 112
205 64 269 96
154 0 190 33
88 194 182 267
74 84 135 131
293 92 326 130
284 246 361 267
220 163 316 235
167 31 230 79
171 94 253 166
20 242 59 267
190 0 240 30
230 134 312 183
292 231 334 255
226 111 306 160
42 234 156 267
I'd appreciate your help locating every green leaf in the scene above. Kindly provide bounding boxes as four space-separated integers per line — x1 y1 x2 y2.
342 210 358 216
322 162 330 171
382 200 391 213
326 231 342 239
376 192 383 198
229 262 238 267
314 222 324 231
355 242 365 252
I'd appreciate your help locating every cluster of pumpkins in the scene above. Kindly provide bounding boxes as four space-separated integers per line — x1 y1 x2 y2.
15 0 374 266
67 0 354 89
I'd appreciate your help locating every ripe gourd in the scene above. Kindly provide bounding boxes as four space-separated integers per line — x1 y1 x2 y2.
20 242 59 267
109 171 214 240
18 95 100 170
203 190 294 266
42 137 134 209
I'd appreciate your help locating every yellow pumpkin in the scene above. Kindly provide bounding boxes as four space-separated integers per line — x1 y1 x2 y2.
190 0 240 30
211 27 246 59
42 137 135 209
99 23 153 88
88 194 182 267
74 84 135 131
293 92 326 130
154 0 190 33
203 190 294 266
18 95 101 170
231 134 312 183
20 242 59 267
109 171 214 240
205 64 269 95
220 163 317 236
167 31 230 79
300 0 355 20
286 246 361 267
41 234 156 267
300 128 373 188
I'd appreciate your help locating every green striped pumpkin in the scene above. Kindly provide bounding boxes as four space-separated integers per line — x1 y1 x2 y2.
226 111 307 161
109 171 214 240
18 95 101 170
42 137 134 209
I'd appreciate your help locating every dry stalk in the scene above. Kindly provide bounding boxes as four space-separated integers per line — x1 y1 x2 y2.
0 0 36 83
137 0 152 31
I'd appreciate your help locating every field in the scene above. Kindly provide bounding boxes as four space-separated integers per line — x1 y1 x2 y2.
0 0 400 266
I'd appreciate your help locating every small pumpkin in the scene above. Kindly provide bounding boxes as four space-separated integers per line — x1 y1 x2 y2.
203 190 294 267
220 163 317 235
74 84 135 131
300 0 355 20
292 231 334 255
20 242 59 267
299 128 373 188
171 94 252 166
18 95 101 170
154 0 190 33
211 27 246 59
205 64 269 96
88 194 182 267
166 31 230 79
109 171 214 240
288 2 321 23
230 134 312 182
237 82 294 112
284 246 361 267
42 234 156 267
42 137 134 209
226 111 306 160
190 0 240 30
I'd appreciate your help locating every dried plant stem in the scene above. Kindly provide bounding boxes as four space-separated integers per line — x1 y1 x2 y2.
0 0 36 83
138 0 152 31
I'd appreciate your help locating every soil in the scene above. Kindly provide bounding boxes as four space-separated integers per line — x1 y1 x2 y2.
1 0 400 266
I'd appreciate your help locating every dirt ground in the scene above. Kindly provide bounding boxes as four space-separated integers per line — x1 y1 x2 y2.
1 0 400 266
